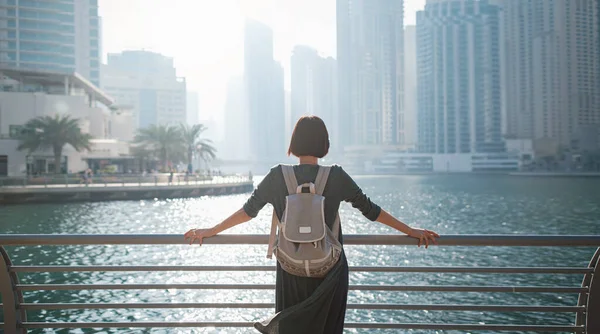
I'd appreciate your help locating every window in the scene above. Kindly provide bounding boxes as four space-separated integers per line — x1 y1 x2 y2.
19 0 73 12
0 155 7 177
9 125 26 138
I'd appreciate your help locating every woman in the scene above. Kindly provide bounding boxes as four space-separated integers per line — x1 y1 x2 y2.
184 116 439 333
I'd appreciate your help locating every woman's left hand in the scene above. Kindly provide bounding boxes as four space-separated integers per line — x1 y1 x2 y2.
184 228 215 246
408 228 440 248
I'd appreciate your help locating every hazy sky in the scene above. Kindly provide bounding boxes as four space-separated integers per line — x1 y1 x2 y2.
100 0 426 123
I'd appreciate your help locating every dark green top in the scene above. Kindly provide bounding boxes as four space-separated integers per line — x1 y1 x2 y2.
243 164 382 233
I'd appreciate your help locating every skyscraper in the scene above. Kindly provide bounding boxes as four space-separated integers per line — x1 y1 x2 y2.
101 51 187 129
336 0 404 148
186 92 199 126
404 25 418 149
224 76 249 160
416 0 504 154
244 19 285 162
290 46 338 151
0 0 101 86
499 0 600 152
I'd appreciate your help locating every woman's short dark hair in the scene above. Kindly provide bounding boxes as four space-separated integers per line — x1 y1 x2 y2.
288 116 330 158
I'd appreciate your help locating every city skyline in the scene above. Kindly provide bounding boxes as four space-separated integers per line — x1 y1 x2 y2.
99 0 427 121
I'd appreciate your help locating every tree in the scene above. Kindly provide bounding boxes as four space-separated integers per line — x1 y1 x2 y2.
133 124 183 170
179 123 216 172
17 114 92 174
130 144 156 172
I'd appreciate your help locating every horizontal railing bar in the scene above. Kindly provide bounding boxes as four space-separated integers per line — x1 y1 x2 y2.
19 303 586 313
19 322 584 331
1 234 600 246
16 284 587 293
9 265 593 274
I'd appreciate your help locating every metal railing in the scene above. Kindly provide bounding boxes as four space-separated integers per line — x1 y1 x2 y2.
0 234 598 333
0 174 251 189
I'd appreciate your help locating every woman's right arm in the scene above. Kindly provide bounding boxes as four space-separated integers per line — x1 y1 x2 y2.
184 208 252 246
184 166 277 246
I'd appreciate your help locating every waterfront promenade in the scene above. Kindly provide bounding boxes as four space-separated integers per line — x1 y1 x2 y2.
0 175 253 204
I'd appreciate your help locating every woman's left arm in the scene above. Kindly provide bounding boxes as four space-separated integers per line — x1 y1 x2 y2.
184 208 252 246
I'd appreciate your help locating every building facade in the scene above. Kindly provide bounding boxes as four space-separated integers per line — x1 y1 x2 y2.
404 25 417 149
223 76 247 160
186 91 199 126
290 45 339 151
101 51 187 129
0 68 131 176
417 0 504 154
499 0 600 154
244 19 285 163
336 0 404 147
0 0 101 86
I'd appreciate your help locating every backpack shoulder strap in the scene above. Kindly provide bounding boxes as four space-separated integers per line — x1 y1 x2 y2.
314 165 331 195
332 212 341 240
281 165 298 195
267 208 278 259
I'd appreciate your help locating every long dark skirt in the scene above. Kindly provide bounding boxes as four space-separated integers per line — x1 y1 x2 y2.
254 252 349 334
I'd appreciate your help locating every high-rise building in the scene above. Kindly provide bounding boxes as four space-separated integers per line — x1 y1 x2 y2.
290 46 338 151
101 51 187 129
416 0 504 154
336 0 404 147
404 25 417 149
0 0 101 86
224 76 249 160
244 19 285 162
186 92 199 125
499 0 600 152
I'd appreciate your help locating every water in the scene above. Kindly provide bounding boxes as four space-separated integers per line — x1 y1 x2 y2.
1 174 599 333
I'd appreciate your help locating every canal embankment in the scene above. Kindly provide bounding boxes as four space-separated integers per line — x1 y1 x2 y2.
0 176 253 204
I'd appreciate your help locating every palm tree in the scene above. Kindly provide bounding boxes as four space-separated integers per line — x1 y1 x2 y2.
130 144 156 172
17 114 92 174
179 123 216 172
133 124 183 171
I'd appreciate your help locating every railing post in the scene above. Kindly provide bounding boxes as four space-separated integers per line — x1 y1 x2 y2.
0 246 27 334
64 174 68 188
578 247 600 332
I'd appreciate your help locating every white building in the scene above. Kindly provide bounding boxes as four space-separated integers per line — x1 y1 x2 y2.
290 46 338 152
498 0 600 154
101 51 187 129
337 0 404 147
355 151 519 174
417 0 505 154
0 68 133 176
404 25 417 149
186 91 199 125
0 0 101 86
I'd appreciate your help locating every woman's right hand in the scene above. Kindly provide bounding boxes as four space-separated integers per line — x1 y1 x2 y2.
184 228 215 246
408 228 439 248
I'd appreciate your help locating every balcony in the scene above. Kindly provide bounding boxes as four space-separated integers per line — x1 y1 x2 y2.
0 234 599 332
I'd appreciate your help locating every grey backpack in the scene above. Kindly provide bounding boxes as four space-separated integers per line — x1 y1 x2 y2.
266 165 342 277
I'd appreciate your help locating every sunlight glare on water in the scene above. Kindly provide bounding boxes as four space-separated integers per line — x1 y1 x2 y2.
1 174 599 333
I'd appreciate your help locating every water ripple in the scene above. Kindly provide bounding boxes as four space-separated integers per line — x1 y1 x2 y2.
1 174 599 333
